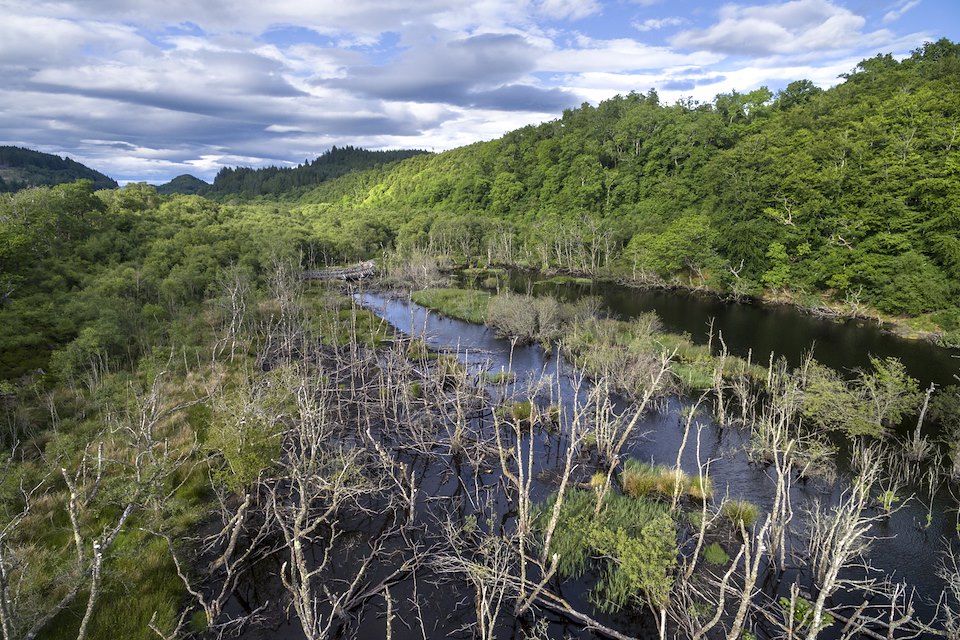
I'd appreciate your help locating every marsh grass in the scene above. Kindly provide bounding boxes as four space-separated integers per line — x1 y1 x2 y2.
621 458 711 501
484 370 516 385
721 499 760 529
411 288 491 324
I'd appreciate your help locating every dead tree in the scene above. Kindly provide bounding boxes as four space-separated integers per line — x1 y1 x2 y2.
803 443 889 640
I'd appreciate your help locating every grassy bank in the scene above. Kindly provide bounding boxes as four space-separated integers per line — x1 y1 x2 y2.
410 287 491 325
405 286 767 397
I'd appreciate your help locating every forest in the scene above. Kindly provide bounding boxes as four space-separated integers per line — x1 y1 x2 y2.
299 39 960 343
162 146 429 200
0 39 959 640
0 147 118 193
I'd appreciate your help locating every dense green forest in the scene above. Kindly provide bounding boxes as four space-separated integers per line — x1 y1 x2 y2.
3 41 959 383
155 174 209 196
0 146 118 192
299 39 960 339
165 145 429 199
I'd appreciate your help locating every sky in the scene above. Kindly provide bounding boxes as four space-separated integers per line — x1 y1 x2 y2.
0 0 957 184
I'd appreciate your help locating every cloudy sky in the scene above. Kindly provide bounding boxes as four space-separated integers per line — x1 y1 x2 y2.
1 0 956 183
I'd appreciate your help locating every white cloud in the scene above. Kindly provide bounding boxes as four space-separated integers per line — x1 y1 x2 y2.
539 37 722 72
536 0 602 21
0 0 944 182
672 0 893 55
633 17 684 32
883 0 922 23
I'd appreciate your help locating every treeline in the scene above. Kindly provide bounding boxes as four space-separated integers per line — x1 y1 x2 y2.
0 146 118 192
198 145 428 199
0 181 354 380
304 39 960 337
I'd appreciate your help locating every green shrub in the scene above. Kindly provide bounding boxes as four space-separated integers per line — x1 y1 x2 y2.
535 489 677 613
779 595 834 632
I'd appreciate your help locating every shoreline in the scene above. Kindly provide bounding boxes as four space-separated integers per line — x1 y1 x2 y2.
453 264 952 348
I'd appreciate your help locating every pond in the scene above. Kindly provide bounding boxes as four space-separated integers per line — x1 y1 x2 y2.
503 272 959 392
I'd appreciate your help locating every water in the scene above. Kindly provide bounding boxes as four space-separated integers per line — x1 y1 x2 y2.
505 273 960 391
247 280 956 639
352 282 956 637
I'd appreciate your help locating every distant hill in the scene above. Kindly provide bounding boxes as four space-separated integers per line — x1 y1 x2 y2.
157 173 210 195
204 145 429 199
0 146 118 192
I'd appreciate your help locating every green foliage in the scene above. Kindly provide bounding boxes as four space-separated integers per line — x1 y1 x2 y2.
410 287 491 324
206 372 286 492
294 41 960 327
801 356 921 437
702 542 730 566
536 489 677 613
721 499 760 529
778 595 835 633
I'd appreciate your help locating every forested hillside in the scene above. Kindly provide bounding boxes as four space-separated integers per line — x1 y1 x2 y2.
0 146 118 192
156 173 209 195
198 145 428 198
304 39 960 334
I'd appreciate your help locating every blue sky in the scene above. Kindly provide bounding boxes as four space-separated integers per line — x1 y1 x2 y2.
0 0 957 183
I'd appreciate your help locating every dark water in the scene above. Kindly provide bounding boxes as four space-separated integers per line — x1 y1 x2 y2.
350 286 956 637
504 273 959 391
353 287 954 638
250 279 957 640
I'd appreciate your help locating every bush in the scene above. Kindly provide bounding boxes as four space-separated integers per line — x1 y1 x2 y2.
535 489 678 612
487 292 539 342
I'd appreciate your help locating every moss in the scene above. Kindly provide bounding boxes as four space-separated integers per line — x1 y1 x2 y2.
703 542 730 566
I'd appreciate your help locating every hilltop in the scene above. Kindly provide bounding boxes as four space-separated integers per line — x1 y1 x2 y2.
0 146 118 191
189 145 429 199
